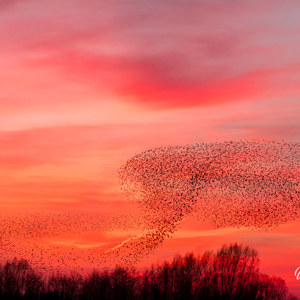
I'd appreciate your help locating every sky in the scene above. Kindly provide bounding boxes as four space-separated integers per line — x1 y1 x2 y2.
0 0 299 296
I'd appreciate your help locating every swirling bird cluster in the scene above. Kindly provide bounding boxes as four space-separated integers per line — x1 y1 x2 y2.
0 140 299 270
115 140 299 262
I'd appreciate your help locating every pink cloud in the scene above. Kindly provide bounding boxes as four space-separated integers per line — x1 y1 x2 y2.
1 0 300 110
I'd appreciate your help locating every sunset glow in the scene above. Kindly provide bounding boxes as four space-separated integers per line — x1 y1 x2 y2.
0 0 299 298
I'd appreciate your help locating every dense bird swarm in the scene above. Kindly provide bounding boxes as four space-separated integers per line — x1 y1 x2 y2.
0 140 299 270
114 140 300 263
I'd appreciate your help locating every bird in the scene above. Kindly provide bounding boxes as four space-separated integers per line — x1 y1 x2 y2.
0 140 298 274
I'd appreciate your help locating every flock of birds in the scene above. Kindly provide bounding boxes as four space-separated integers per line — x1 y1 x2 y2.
0 140 299 271
116 140 299 262
0 212 145 271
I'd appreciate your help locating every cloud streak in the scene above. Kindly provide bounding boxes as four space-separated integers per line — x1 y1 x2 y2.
1 0 300 110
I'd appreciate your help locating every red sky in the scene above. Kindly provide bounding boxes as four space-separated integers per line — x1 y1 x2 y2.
0 0 299 296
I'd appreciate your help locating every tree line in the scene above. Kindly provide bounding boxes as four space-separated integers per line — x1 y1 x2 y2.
0 243 297 300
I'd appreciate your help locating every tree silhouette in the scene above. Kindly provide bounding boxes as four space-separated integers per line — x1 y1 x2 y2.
0 244 297 299
0 258 43 299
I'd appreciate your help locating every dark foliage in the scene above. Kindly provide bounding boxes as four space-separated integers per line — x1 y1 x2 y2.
0 244 297 300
